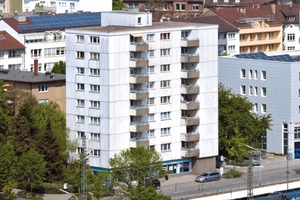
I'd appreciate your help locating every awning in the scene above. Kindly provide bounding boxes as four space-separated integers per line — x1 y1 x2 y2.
131 33 144 37
3 84 11 88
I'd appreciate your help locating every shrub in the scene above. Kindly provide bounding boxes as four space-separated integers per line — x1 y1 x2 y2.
222 170 242 179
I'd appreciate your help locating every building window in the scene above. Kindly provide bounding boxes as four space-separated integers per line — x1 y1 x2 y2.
164 3 171 10
161 127 171 136
249 86 253 96
8 50 20 58
90 68 100 76
90 101 100 109
90 117 100 125
257 33 262 40
77 147 84 154
269 44 274 50
160 33 170 40
70 2 75 9
161 96 170 104
240 34 246 41
38 85 48 92
261 104 267 113
77 99 85 107
240 85 246 95
90 133 100 140
254 70 258 79
287 46 295 50
269 32 274 39
90 36 100 44
0 51 4 58
148 66 155 73
77 131 85 138
90 52 100 60
250 34 254 41
137 17 141 24
160 80 170 88
147 34 154 42
77 83 85 91
76 67 84 75
261 71 266 80
161 112 171 120
261 87 266 97
240 69 246 78
148 82 155 89
148 129 155 137
161 143 171 151
148 50 155 57
90 149 100 157
160 64 170 72
254 87 258 96
253 103 258 113
228 45 235 51
228 33 235 39
160 49 170 56
148 114 155 121
77 35 84 42
90 85 100 92
44 47 65 57
192 4 199 10
76 51 84 59
31 49 42 57
77 115 85 123
287 33 295 41
148 98 155 105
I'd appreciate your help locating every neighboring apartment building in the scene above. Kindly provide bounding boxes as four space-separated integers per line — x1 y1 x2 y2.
66 11 218 174
22 0 112 14
219 51 300 158
172 15 240 55
0 12 101 72
0 30 25 70
204 0 276 10
206 6 283 54
0 59 66 112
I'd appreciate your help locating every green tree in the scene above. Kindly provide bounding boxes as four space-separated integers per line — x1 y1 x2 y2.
145 0 165 12
2 180 17 200
219 84 272 164
113 0 124 10
0 80 11 143
91 172 113 199
109 147 167 199
17 149 46 192
0 143 18 188
51 61 65 74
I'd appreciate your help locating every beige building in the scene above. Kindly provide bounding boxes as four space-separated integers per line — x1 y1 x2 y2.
1 60 66 112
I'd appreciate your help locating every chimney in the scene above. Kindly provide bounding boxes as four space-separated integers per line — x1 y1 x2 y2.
34 59 38 76
271 4 275 14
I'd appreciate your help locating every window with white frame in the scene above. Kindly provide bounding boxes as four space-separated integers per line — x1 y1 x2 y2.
90 36 100 44
192 4 199 10
90 117 100 125
249 70 253 79
31 49 42 57
90 85 100 92
77 131 85 138
240 85 246 95
160 80 170 88
148 66 155 73
148 129 155 137
148 82 155 89
76 67 84 75
90 52 100 60
261 71 266 80
76 51 84 59
228 33 235 39
90 149 100 156
254 70 258 79
161 143 171 151
90 68 100 76
77 147 84 154
0 51 4 58
287 46 295 50
161 112 170 120
148 114 155 121
77 99 85 107
148 50 155 57
160 33 170 40
287 33 295 41
77 115 85 123
228 45 235 51
90 101 100 109
164 3 171 10
38 85 48 92
261 104 267 113
254 87 258 96
161 96 170 104
147 34 154 42
77 35 84 42
161 127 170 135
160 49 170 56
161 64 170 72
90 133 100 140
240 69 246 78
77 83 85 90
148 98 155 105
249 86 253 96
253 103 258 113
44 47 65 57
261 87 266 97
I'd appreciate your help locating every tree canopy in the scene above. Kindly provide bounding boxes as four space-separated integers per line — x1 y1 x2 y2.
51 61 66 74
219 84 272 162
113 0 124 10
144 0 165 12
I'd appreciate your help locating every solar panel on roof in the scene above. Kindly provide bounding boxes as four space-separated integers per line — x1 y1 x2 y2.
234 52 300 62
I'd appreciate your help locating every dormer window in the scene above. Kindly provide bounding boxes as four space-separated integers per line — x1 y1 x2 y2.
287 16 296 21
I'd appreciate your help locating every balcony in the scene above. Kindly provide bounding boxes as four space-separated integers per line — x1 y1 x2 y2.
130 105 149 116
129 74 149 84
181 54 199 63
181 117 200 126
181 132 199 142
130 122 149 132
181 38 199 47
180 100 199 110
130 42 149 52
35 5 56 13
181 85 199 94
130 137 149 148
130 58 149 68
181 69 199 79
130 90 149 100
181 148 199 157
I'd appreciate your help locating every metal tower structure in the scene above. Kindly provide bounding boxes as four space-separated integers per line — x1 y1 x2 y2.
80 135 87 200
247 163 253 199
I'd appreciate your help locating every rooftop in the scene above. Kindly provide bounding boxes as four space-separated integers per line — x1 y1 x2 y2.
0 69 65 83
234 52 300 62
0 31 25 51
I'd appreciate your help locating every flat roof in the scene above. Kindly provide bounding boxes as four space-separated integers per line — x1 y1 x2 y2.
232 52 300 62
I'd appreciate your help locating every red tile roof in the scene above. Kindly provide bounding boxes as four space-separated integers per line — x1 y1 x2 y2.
0 31 25 51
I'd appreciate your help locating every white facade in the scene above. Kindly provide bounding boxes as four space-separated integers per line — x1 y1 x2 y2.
283 24 300 51
219 52 300 158
0 49 25 70
22 0 112 13
66 11 219 174
218 31 240 56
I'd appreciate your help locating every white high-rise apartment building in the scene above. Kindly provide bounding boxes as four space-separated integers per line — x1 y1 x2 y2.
66 11 218 174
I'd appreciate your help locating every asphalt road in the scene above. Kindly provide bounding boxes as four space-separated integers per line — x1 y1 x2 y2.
160 158 300 199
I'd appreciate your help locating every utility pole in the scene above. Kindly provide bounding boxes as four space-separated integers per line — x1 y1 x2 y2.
247 162 253 199
81 135 87 200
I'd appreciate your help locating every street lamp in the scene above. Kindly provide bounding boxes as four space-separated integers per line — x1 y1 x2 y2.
60 189 78 200
245 144 262 186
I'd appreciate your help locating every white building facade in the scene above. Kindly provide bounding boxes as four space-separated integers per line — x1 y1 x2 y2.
66 11 219 174
219 52 300 159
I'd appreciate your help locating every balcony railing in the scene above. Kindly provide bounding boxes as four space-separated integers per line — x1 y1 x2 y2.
130 137 149 147
181 54 199 63
181 132 199 142
129 74 149 84
181 69 199 79
181 116 200 126
130 89 149 100
130 122 149 132
180 100 199 110
130 105 149 116
181 148 199 157
181 85 199 94
181 38 199 47
130 42 149 52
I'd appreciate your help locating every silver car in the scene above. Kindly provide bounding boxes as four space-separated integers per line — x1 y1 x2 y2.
195 172 221 183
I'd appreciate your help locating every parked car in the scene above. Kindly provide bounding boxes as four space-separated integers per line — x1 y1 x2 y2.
195 172 221 183
242 157 261 166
